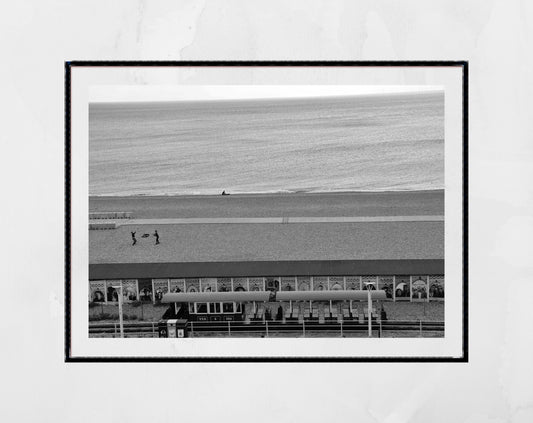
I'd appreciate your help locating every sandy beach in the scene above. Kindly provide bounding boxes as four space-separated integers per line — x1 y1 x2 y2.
89 189 444 219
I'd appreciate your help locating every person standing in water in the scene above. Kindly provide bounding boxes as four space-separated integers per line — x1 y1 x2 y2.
131 231 137 246
154 230 160 245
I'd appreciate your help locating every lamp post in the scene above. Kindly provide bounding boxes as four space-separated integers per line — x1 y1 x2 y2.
364 283 372 337
112 285 124 338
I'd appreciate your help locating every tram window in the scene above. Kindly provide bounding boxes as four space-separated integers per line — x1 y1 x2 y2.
209 303 221 313
222 302 234 313
188 303 194 313
235 303 242 313
196 303 208 313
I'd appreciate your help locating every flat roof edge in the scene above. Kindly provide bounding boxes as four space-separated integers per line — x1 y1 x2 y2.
89 259 444 280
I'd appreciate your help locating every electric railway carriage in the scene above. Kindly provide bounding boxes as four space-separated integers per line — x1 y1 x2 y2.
160 289 387 323
152 289 426 338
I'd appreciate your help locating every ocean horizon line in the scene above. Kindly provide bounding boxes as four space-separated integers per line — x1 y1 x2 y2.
90 90 444 105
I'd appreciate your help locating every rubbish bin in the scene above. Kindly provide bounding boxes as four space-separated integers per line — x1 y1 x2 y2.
158 320 168 338
176 319 188 338
160 319 188 338
167 319 178 338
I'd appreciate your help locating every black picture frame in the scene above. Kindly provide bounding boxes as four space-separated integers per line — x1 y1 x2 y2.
65 60 468 362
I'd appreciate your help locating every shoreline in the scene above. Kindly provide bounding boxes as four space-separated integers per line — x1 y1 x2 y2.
90 188 444 200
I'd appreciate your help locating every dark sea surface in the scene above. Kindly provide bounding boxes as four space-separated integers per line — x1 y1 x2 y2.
89 92 444 196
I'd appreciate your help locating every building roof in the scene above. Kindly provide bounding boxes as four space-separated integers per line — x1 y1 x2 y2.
161 290 388 303
89 259 444 279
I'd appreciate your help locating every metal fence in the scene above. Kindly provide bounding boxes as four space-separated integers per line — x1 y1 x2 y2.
89 320 444 338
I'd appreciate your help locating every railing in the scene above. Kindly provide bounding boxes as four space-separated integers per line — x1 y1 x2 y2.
89 320 444 338
89 321 158 338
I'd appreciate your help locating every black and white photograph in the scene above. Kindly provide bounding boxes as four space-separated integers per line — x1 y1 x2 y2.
88 84 446 339
67 62 466 360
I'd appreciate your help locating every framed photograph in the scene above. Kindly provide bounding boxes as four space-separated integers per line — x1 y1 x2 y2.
66 61 467 361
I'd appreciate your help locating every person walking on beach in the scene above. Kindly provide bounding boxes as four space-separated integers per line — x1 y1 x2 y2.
131 231 136 246
153 230 160 245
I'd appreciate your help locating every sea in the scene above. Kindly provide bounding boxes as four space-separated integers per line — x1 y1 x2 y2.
89 92 444 196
